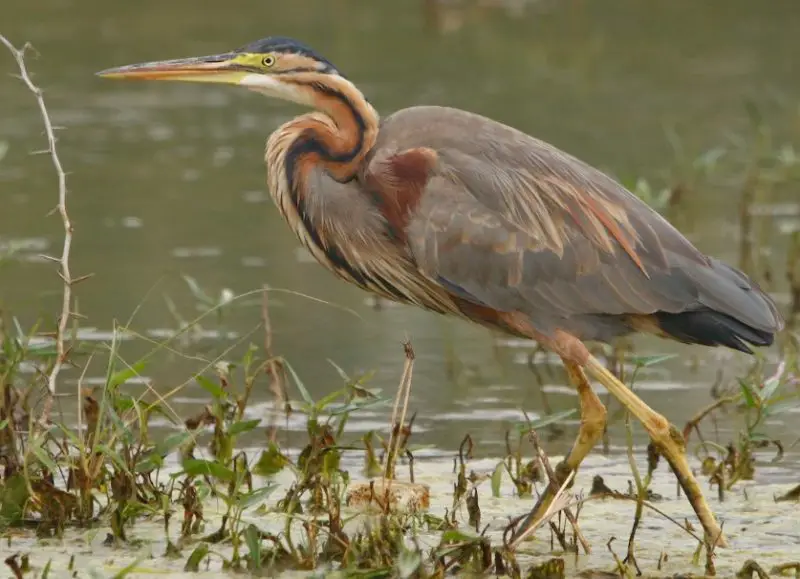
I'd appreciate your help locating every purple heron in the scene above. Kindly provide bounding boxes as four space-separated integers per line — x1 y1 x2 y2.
98 37 784 547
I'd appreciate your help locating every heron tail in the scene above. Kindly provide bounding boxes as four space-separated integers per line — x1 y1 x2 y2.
653 309 775 354
653 257 783 354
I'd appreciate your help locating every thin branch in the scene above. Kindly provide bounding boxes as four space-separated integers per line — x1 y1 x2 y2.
0 35 73 423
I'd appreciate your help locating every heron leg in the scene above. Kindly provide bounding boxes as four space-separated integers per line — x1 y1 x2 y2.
497 317 726 547
512 359 607 541
561 360 608 473
584 355 728 548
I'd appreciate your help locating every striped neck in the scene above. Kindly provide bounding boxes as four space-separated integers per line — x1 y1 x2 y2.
282 74 379 182
264 74 380 288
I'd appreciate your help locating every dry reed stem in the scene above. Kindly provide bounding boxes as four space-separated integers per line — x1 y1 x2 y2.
384 341 415 486
508 469 575 550
524 427 591 554
1 35 73 424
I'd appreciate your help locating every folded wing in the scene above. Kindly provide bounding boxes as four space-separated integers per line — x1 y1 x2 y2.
365 106 782 348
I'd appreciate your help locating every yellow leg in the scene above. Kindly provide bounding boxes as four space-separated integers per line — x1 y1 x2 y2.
585 355 728 548
512 360 607 541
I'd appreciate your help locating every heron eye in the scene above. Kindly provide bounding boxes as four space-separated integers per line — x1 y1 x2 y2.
262 55 276 67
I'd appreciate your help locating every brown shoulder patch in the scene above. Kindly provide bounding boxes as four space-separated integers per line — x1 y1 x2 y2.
366 147 438 242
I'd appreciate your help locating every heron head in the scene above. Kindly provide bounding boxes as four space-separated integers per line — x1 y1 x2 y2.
96 36 342 107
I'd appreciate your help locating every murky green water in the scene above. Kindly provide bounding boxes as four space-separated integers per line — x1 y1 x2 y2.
2 0 799 461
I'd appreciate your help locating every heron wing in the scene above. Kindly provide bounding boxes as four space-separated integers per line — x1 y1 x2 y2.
366 106 778 340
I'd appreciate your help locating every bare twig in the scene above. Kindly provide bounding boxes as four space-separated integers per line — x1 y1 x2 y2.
521 427 591 554
1 35 73 423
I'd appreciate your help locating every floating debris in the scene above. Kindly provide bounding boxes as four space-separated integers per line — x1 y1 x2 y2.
346 479 431 513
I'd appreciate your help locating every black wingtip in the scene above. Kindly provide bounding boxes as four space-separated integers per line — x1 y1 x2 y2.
654 309 775 354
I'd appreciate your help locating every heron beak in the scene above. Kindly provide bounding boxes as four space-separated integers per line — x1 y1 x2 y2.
96 53 247 85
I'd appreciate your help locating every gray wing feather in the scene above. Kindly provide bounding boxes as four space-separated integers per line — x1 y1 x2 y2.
377 106 778 339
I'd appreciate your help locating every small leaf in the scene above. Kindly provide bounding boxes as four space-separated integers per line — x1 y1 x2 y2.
245 524 261 570
108 360 148 390
134 453 164 474
739 379 757 409
0 474 29 523
114 395 136 413
154 431 194 456
284 360 314 406
253 443 288 477
328 397 388 416
184 543 209 572
327 359 351 382
135 431 193 473
517 408 577 432
57 423 83 448
759 375 783 403
765 399 800 416
440 528 480 543
97 444 131 474
491 460 504 498
238 484 277 509
110 557 144 579
196 375 225 399
0 419 8 431
106 405 135 445
316 388 346 411
228 419 261 437
628 353 677 368
182 458 235 482
748 431 771 443
406 444 437 452
31 441 59 475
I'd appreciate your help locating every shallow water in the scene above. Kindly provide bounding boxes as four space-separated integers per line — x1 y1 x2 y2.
5 450 799 577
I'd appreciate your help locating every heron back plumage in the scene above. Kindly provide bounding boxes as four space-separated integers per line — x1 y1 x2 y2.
363 106 783 351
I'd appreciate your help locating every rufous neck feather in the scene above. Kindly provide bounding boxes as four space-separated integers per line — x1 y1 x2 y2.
282 73 379 180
